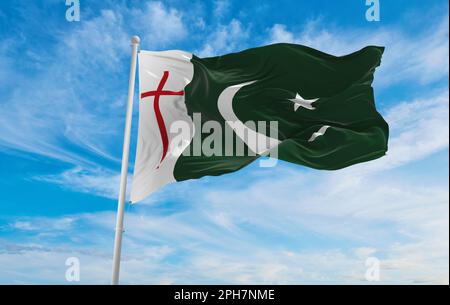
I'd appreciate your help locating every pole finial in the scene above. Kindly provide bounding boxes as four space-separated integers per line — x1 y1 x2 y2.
131 35 140 45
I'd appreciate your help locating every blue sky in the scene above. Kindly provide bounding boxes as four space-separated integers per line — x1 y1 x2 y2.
0 0 448 284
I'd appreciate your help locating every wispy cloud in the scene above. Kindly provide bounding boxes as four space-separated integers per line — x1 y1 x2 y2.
1 163 448 284
213 0 231 19
0 1 190 168
131 1 187 48
0 9 129 166
34 167 122 200
197 19 250 57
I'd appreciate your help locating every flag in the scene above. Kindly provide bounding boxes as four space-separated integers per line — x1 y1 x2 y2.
130 43 389 203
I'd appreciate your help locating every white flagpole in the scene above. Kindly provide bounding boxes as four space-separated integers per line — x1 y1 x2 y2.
111 35 140 285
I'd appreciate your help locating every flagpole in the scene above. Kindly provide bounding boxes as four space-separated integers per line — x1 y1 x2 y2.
111 35 140 285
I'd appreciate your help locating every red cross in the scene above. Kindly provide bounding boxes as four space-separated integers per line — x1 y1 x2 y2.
140 71 184 168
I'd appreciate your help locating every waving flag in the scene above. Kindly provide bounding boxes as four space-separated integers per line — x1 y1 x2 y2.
130 43 389 203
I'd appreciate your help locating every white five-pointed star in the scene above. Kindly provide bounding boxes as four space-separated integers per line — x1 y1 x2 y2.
289 93 319 111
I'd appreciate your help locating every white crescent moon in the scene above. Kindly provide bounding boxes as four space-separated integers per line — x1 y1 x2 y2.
217 81 281 155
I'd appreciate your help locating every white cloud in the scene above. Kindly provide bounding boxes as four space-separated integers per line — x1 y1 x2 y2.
268 24 295 43
197 19 249 57
11 217 74 232
132 2 187 48
354 247 377 259
0 9 129 166
379 90 449 168
213 0 231 19
35 167 122 200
